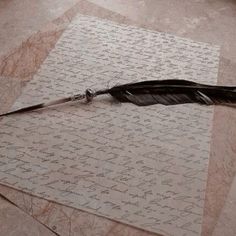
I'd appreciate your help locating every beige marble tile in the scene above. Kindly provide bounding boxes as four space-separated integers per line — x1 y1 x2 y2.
0 1 80 81
212 176 236 236
0 76 22 113
0 0 236 236
0 196 56 236
0 0 78 57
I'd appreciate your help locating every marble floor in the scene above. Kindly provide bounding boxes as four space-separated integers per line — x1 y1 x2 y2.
0 0 236 235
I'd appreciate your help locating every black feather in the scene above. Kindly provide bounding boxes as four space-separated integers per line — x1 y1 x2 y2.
101 79 236 106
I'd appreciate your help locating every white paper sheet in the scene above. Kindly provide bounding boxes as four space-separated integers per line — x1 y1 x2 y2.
0 15 220 236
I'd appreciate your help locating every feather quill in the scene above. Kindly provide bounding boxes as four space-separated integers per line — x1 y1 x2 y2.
1 79 236 117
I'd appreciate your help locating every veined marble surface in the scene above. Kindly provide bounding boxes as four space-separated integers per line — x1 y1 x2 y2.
0 1 236 236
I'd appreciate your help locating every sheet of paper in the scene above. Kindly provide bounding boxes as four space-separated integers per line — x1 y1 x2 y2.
0 15 220 236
